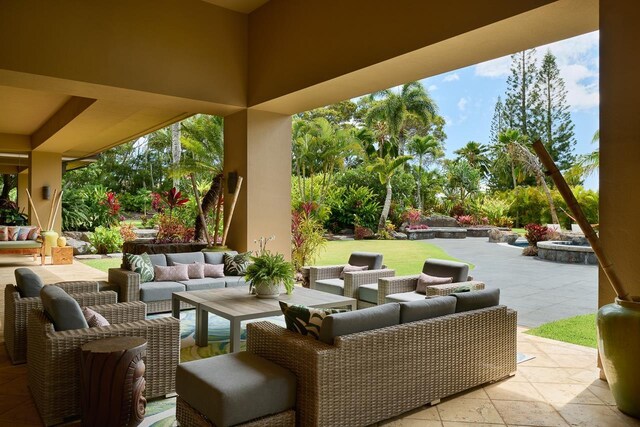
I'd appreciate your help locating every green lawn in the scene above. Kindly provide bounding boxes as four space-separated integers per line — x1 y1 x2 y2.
525 313 597 348
81 258 121 272
511 228 526 236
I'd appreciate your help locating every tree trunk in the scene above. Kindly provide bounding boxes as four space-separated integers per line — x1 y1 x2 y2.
171 123 181 188
511 160 517 189
378 180 393 232
195 173 223 242
416 155 423 211
1 175 11 199
537 173 560 226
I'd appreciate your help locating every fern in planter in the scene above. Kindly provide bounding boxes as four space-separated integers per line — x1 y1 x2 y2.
245 236 295 295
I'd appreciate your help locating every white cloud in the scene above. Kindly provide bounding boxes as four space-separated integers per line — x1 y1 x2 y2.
561 64 599 111
457 97 468 111
443 73 460 82
442 115 454 128
428 84 438 92
474 56 511 78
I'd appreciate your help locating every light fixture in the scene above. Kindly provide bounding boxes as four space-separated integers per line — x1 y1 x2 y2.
227 171 238 193
42 186 50 200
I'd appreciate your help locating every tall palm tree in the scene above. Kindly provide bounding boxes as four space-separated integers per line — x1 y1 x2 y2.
454 141 491 177
406 135 443 210
497 129 525 189
365 82 437 154
579 129 599 178
367 154 413 232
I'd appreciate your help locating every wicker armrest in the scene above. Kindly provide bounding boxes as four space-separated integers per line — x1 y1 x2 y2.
425 280 485 296
71 291 118 307
377 275 420 305
343 268 395 299
108 268 140 302
309 265 346 288
55 281 99 294
89 301 147 324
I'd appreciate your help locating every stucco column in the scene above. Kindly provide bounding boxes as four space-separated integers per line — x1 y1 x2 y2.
28 151 62 232
223 110 292 257
16 171 29 215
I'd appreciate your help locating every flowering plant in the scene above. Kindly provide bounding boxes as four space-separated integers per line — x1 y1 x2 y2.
524 223 549 246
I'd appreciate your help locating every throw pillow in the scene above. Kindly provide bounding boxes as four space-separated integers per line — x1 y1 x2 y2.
82 307 110 327
0 226 7 241
125 252 155 282
27 226 41 240
154 264 189 282
17 226 32 241
176 262 205 279
202 263 225 278
223 252 251 276
279 301 347 340
7 226 20 241
339 264 368 279
415 273 453 294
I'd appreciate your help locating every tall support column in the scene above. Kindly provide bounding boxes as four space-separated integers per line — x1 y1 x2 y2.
223 110 292 257
17 171 29 215
28 151 62 232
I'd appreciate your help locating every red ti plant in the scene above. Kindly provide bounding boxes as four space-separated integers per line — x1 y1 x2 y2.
164 187 189 217
151 192 164 212
524 223 549 246
101 192 121 224
403 208 422 228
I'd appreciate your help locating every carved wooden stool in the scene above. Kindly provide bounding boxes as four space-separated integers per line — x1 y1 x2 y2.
80 336 147 427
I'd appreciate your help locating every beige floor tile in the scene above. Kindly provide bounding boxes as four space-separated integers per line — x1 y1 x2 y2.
609 407 640 426
563 368 601 384
545 354 596 369
538 343 594 356
531 383 602 405
517 366 575 384
494 400 569 426
485 380 545 402
554 403 640 427
519 353 560 368
457 387 489 400
587 383 616 405
442 422 505 427
517 342 542 354
380 419 442 427
437 399 503 424
402 406 440 421
505 371 530 383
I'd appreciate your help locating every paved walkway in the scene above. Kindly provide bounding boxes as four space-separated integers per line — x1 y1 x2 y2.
431 237 598 327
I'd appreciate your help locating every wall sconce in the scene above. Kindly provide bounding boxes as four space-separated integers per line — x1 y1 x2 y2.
227 171 238 193
42 186 51 200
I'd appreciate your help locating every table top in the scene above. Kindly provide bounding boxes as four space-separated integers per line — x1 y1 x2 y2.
173 286 356 321
81 336 147 353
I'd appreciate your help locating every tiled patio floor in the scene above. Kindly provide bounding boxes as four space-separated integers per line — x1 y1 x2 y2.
0 257 638 426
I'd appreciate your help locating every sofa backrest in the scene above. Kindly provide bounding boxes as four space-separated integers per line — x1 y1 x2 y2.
15 268 44 298
452 288 500 313
40 285 88 331
422 259 469 283
166 252 205 265
148 253 168 267
319 303 400 345
348 252 383 270
204 250 238 265
399 296 456 323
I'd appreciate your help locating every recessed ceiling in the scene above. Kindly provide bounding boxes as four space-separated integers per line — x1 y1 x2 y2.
199 0 269 14
0 85 70 135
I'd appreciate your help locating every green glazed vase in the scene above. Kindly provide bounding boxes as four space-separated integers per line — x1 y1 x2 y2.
597 296 640 418
41 230 59 256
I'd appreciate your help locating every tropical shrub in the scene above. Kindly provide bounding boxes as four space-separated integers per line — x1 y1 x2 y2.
481 197 514 227
119 223 137 242
524 223 549 246
119 189 152 213
354 224 374 240
61 186 117 231
153 214 194 243
0 199 27 226
325 185 381 232
291 205 326 272
403 208 422 226
377 220 396 240
90 226 124 254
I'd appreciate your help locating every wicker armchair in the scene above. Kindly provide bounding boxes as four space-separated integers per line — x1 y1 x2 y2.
3 281 117 364
27 301 180 426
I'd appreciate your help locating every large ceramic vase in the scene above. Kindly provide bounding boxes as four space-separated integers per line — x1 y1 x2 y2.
253 281 282 299
597 296 640 418
41 230 59 256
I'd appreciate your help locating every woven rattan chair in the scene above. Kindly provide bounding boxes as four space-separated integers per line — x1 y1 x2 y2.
3 280 117 364
27 301 180 426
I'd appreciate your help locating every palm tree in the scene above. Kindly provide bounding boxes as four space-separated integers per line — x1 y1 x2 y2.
497 129 525 189
367 154 413 232
365 81 437 154
406 135 443 210
454 141 491 177
579 129 599 178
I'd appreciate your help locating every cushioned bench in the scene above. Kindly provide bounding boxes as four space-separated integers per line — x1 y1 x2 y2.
0 240 44 264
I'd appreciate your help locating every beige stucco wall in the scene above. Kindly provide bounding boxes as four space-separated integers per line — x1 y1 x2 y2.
28 152 62 232
224 110 292 257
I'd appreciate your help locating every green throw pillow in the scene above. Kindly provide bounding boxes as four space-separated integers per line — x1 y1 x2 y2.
223 252 251 276
279 301 347 340
125 253 155 283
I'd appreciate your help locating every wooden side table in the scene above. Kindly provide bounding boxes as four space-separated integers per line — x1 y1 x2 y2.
51 246 73 264
80 336 147 427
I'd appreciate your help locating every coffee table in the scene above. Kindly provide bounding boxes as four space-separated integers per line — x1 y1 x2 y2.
172 286 356 352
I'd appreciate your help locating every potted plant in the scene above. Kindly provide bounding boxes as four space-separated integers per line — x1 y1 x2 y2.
245 236 295 299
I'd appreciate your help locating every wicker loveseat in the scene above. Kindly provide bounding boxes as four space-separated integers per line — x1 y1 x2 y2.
108 250 246 313
27 300 180 426
247 293 517 427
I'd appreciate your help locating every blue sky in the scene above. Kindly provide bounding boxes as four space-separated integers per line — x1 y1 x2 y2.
419 31 599 190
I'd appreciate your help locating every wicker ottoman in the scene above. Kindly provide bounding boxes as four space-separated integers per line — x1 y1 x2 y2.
176 352 296 427
426 282 485 296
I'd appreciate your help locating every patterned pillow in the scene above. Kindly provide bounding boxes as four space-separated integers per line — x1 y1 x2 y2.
82 307 110 327
339 264 368 279
416 273 453 294
125 252 155 283
223 252 251 276
27 226 41 240
176 262 205 279
279 301 347 340
202 263 225 278
154 264 189 282
0 226 8 241
17 226 32 241
7 226 20 241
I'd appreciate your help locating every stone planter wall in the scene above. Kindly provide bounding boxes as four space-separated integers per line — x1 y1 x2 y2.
537 241 598 265
406 229 436 240
122 240 208 255
432 227 467 239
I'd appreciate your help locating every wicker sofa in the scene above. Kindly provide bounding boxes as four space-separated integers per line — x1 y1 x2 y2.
27 300 180 426
108 250 246 313
247 293 517 427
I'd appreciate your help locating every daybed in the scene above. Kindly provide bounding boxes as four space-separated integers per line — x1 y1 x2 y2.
247 289 516 427
0 225 44 264
108 250 246 313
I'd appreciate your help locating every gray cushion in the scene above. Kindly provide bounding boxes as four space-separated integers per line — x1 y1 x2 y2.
385 291 426 303
453 288 500 313
319 303 400 345
176 352 296 427
314 279 344 296
224 276 247 287
422 259 469 283
166 252 205 265
139 281 186 302
203 250 237 265
14 268 43 298
40 285 88 331
148 253 168 267
348 252 383 270
358 283 378 304
180 278 226 291
399 296 457 323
